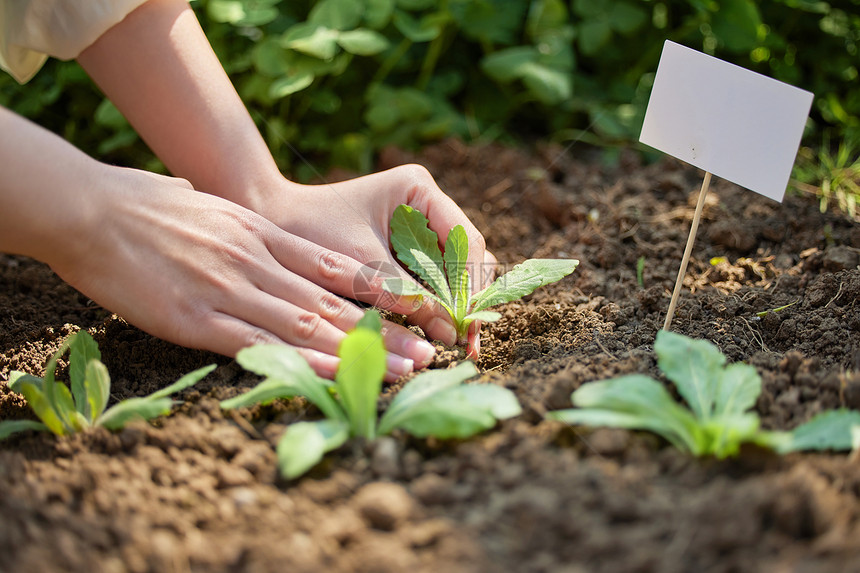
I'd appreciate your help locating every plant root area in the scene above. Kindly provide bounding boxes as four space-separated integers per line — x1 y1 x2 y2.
2 140 860 573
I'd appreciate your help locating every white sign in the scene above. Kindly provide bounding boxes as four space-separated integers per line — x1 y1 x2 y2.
639 40 813 202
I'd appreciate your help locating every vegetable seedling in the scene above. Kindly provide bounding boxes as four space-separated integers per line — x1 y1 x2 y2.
0 331 215 439
547 330 860 457
221 310 521 479
383 204 579 343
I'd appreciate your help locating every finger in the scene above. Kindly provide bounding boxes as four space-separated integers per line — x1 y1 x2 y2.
466 320 482 359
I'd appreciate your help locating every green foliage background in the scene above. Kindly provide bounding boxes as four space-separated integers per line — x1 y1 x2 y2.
2 0 858 180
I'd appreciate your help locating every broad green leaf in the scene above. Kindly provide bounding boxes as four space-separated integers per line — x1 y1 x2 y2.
549 408 699 453
98 397 174 431
550 375 703 454
365 0 395 29
148 364 217 400
231 345 343 422
710 0 761 53
462 310 502 324
276 419 350 479
577 18 611 55
780 409 860 453
655 330 725 420
481 47 539 83
608 1 648 34
392 11 443 43
269 72 315 98
0 419 48 440
69 332 101 418
83 360 111 423
444 225 470 320
388 382 520 439
308 0 363 30
378 362 478 434
336 29 390 56
520 61 572 105
356 308 383 332
713 362 761 417
381 276 434 299
470 259 578 313
336 319 386 439
389 205 453 308
282 24 340 60
17 383 66 435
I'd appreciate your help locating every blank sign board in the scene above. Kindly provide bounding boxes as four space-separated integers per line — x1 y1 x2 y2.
639 41 813 202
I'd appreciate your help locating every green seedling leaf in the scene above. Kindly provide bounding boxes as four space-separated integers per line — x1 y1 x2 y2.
0 419 49 440
378 362 478 434
336 316 386 439
547 331 860 459
228 344 343 422
148 364 218 400
97 397 175 431
69 331 101 419
16 381 67 435
548 375 702 454
389 204 453 309
471 259 579 313
8 371 44 393
444 225 470 320
655 330 726 420
277 419 350 479
779 409 860 453
83 359 111 424
391 383 521 439
385 205 578 343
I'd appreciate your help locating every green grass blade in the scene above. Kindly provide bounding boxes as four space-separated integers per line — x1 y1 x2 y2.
276 419 350 479
336 318 386 439
378 362 478 435
147 364 217 400
389 204 453 308
69 331 101 418
470 259 578 313
0 420 49 440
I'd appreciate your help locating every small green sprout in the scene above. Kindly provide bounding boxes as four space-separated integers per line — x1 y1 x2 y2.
0 331 215 439
636 256 646 288
221 310 521 479
753 300 799 320
383 204 578 343
547 330 860 457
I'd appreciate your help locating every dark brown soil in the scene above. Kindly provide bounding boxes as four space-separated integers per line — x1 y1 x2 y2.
2 140 859 573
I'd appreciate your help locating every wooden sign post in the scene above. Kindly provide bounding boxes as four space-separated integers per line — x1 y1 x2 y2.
639 41 814 331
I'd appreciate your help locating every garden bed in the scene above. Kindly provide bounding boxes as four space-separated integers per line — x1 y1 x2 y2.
1 140 859 572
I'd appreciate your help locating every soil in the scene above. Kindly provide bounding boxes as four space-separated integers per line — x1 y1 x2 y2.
2 140 859 573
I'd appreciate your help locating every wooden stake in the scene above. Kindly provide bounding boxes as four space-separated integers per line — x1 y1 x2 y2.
662 171 712 331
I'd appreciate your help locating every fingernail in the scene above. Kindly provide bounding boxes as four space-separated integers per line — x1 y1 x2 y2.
404 338 436 366
386 354 414 377
428 317 457 346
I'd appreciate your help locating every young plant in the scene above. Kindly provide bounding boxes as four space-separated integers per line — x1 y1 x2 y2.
221 310 521 479
0 331 216 439
547 330 860 458
383 204 579 343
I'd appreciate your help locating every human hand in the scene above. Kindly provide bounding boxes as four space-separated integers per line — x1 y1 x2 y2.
46 166 447 380
253 164 497 356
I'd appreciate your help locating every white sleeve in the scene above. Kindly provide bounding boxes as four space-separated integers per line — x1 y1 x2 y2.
0 0 151 84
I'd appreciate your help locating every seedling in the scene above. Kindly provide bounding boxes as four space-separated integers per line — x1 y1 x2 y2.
383 204 578 343
547 330 860 457
752 300 799 321
0 331 215 439
221 310 521 478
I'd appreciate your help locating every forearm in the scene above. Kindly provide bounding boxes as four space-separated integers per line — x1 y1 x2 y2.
0 106 105 263
76 0 283 210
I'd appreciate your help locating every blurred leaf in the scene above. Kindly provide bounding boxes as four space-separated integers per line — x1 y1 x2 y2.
337 29 391 55
308 0 363 30
710 0 761 52
282 23 340 59
269 72 315 98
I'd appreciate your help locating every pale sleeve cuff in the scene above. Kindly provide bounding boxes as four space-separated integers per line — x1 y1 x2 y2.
0 0 151 84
